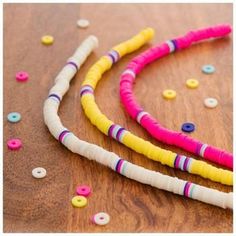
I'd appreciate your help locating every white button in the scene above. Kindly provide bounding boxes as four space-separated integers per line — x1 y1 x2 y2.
92 212 110 225
204 98 218 108
32 167 47 179
77 19 90 28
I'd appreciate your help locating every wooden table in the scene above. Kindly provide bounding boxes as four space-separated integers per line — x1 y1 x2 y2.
3 3 233 233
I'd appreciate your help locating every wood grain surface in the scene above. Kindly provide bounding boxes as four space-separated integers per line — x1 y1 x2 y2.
3 3 233 233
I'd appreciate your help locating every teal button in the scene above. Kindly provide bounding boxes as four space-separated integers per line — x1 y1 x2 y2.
7 112 21 123
202 64 215 74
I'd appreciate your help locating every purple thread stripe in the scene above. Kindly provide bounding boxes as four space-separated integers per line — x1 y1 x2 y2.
108 50 120 62
171 39 178 50
80 85 94 96
112 50 120 60
115 159 123 172
183 157 190 171
174 155 181 168
108 124 115 137
67 61 78 71
116 127 125 141
173 155 178 168
117 159 124 173
48 94 61 102
58 130 70 142
183 182 190 197
80 90 94 97
107 53 116 64
176 156 182 169
60 131 70 142
184 182 191 197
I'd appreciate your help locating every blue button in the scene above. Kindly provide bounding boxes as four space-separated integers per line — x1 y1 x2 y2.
202 64 215 74
7 112 21 123
181 122 195 133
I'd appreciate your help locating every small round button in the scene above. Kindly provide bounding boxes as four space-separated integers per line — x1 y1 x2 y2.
186 79 199 89
7 138 22 150
41 35 54 45
32 167 47 179
204 98 218 108
92 212 110 226
202 64 215 74
162 89 176 100
76 185 91 197
71 196 87 208
7 112 21 123
77 19 90 28
181 123 195 133
16 71 29 82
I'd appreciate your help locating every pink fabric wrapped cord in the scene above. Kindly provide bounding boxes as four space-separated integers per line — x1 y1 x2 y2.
120 24 233 169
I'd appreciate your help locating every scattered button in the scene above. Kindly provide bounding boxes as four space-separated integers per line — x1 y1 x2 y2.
76 185 91 197
186 79 199 89
204 98 218 108
162 89 176 100
7 138 22 150
32 167 47 179
41 35 54 45
71 196 87 208
16 71 29 82
92 212 110 226
7 112 21 123
202 64 215 74
181 123 195 133
77 19 90 28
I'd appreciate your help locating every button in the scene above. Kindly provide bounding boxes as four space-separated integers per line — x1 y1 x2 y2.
77 19 90 28
41 35 54 45
7 138 22 150
181 123 195 133
202 64 215 74
32 167 47 179
76 185 91 197
186 79 199 89
71 196 87 208
92 212 110 225
204 98 218 108
162 89 176 99
16 71 29 82
7 112 21 123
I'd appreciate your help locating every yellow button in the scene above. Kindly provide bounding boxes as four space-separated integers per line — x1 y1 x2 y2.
186 79 199 89
162 89 176 99
41 35 54 45
71 196 87 208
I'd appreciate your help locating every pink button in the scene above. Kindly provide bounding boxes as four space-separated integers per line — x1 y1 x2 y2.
76 185 91 197
7 138 22 150
16 71 29 82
